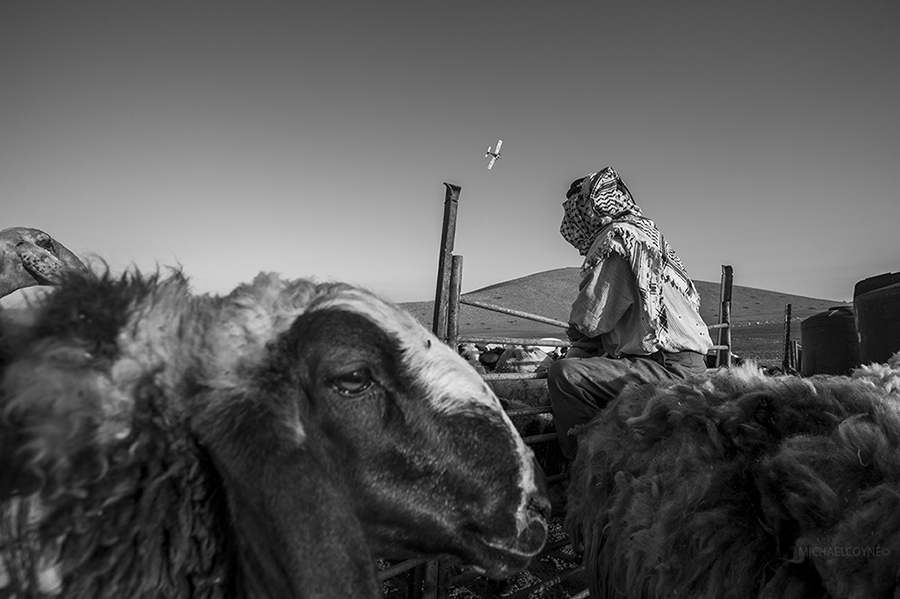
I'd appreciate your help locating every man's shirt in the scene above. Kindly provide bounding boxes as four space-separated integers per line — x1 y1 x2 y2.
568 239 714 357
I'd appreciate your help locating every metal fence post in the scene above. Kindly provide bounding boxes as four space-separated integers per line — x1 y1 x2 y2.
448 255 463 349
783 303 793 371
432 183 461 341
717 265 733 367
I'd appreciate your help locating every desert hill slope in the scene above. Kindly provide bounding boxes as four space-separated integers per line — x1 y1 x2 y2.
402 267 848 364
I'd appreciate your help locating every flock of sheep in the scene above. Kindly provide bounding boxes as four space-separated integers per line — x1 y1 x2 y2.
1 226 899 598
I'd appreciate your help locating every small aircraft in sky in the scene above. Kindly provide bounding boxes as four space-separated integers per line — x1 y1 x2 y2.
485 139 502 170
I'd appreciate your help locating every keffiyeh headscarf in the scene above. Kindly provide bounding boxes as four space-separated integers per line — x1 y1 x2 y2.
559 166 702 333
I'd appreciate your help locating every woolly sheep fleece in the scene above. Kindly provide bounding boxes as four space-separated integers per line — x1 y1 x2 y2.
567 352 900 599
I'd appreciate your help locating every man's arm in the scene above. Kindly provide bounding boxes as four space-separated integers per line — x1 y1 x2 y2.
568 250 637 340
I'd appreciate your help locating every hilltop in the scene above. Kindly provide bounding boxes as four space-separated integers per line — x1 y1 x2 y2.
402 267 848 365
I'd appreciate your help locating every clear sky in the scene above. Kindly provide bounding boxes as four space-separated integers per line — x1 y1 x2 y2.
2 0 897 304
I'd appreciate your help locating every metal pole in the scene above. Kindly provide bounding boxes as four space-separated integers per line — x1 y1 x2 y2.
783 303 793 372
458 336 580 347
448 255 463 348
377 559 428 582
432 184 461 340
482 371 548 381
716 265 733 367
459 297 570 329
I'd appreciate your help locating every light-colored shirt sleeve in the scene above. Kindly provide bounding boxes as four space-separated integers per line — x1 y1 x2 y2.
567 237 714 357
568 244 637 340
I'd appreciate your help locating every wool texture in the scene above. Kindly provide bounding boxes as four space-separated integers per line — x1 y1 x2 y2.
566 357 900 599
0 271 239 598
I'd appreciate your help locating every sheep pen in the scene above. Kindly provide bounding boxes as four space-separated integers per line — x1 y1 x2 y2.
567 353 900 599
0 269 550 599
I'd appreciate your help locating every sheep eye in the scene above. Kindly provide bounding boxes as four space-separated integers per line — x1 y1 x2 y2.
332 369 373 396
35 235 54 251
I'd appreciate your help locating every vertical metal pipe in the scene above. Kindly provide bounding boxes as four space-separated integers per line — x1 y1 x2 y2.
432 183 461 340
448 255 463 349
783 303 793 372
717 265 733 367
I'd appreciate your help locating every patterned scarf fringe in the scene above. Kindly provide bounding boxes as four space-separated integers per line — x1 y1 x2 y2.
584 223 698 295
581 223 702 346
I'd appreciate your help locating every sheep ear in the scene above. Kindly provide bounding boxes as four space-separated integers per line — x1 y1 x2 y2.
194 372 308 455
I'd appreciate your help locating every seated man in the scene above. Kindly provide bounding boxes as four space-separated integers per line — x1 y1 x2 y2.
549 167 712 461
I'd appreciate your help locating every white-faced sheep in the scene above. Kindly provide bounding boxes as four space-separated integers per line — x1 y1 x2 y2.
0 227 87 299
566 356 900 599
0 270 550 599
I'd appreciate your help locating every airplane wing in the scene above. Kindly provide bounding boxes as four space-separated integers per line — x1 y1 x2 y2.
487 156 497 170
495 139 502 152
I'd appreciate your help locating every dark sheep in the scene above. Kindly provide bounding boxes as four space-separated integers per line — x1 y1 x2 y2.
0 270 550 598
567 360 900 599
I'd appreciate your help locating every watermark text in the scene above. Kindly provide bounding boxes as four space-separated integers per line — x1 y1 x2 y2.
795 545 890 558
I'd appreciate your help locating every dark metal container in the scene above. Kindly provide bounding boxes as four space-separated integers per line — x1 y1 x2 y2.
854 273 900 365
800 306 860 376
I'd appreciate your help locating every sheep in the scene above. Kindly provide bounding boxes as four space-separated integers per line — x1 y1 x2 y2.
852 351 900 394
0 270 550 599
495 347 552 374
460 344 558 375
534 338 566 360
566 356 900 599
458 343 488 374
458 344 507 372
0 227 87 299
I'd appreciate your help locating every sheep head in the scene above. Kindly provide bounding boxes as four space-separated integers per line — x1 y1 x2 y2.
0 270 549 598
192 277 550 585
0 227 87 298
